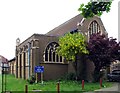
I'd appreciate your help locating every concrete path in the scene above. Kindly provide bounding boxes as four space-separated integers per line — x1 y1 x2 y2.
94 83 120 93
84 83 120 93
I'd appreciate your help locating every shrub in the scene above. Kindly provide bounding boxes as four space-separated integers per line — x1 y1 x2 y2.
92 69 106 82
60 73 77 80
27 74 36 84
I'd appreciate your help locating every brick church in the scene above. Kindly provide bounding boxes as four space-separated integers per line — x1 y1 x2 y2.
9 14 107 81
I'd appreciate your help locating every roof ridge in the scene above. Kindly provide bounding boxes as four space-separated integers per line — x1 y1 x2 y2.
46 14 83 35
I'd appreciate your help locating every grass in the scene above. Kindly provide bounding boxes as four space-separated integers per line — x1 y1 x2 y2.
2 74 113 92
0 74 2 93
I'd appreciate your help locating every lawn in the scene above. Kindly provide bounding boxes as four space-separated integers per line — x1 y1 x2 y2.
3 74 112 92
0 74 2 93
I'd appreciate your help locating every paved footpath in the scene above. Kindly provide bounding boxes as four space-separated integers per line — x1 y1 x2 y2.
94 83 120 93
84 83 120 93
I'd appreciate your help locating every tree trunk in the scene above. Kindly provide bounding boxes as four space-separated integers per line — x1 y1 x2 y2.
73 54 86 81
72 55 78 81
93 67 101 82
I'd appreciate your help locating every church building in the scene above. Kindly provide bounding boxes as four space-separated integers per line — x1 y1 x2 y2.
13 14 107 81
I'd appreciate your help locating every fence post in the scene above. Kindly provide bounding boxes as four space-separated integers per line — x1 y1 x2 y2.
25 84 28 93
57 81 60 93
82 80 84 90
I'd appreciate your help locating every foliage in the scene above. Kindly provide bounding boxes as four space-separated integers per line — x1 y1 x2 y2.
57 32 88 81
78 0 112 18
27 74 36 84
57 32 88 61
60 73 77 80
87 33 119 82
110 42 120 61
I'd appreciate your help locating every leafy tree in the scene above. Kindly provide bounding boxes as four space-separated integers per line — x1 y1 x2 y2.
78 0 112 18
57 32 88 80
87 33 119 82
110 41 120 61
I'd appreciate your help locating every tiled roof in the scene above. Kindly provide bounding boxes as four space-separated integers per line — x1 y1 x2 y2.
0 55 8 63
8 57 15 62
46 14 83 36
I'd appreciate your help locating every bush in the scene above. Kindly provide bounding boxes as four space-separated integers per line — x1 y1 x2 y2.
27 74 36 84
92 69 106 82
60 73 76 80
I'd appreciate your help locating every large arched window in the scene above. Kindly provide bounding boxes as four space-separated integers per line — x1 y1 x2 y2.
88 20 100 37
44 42 64 63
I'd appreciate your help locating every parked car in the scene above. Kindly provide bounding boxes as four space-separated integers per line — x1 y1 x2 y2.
107 70 120 82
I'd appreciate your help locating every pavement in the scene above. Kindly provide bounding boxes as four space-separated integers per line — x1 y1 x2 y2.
84 83 120 93
94 83 120 93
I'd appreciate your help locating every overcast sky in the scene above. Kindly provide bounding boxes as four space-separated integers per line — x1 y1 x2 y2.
0 0 119 60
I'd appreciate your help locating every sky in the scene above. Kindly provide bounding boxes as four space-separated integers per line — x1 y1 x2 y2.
0 0 119 60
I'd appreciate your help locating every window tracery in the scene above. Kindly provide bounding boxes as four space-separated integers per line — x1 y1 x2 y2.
88 21 100 37
44 42 64 63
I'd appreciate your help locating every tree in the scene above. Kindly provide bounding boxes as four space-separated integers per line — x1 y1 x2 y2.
110 41 120 61
57 31 88 80
78 0 112 18
87 33 119 82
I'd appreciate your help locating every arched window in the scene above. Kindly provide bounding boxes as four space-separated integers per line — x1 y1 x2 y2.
44 42 64 63
88 21 100 37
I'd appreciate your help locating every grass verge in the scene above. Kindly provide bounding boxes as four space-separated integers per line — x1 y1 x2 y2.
2 74 112 92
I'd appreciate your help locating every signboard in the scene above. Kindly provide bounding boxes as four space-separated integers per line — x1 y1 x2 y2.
34 66 44 73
